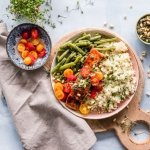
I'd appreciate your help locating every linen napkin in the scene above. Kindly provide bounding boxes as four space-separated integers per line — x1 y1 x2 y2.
0 23 96 150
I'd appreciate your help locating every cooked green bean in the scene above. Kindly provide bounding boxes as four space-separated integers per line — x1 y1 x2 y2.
51 58 66 74
74 55 82 64
96 46 115 51
59 62 75 70
75 34 91 43
94 38 117 44
58 50 69 62
80 56 86 63
68 43 85 55
59 41 71 49
90 35 101 41
65 52 76 63
96 45 105 48
76 41 91 47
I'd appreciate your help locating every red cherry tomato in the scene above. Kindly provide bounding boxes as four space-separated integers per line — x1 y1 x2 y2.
26 42 35 51
28 54 36 65
63 83 71 93
21 31 30 39
80 65 91 78
67 74 77 82
91 77 99 86
90 90 97 98
31 28 39 39
38 49 46 58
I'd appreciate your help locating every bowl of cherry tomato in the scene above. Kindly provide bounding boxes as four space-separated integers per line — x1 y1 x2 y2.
6 23 51 70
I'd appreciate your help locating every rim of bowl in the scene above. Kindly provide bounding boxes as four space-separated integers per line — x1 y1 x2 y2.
6 23 52 70
136 14 150 45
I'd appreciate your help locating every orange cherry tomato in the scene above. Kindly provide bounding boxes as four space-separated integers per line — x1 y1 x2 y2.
54 82 63 92
79 104 90 115
91 77 99 86
20 38 27 44
55 90 65 100
63 69 73 78
17 43 26 52
29 51 38 59
24 56 32 65
95 71 104 81
21 50 29 59
36 43 44 52
31 38 40 46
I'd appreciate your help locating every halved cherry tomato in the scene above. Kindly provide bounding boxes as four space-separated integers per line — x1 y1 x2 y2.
90 91 97 98
95 71 103 81
64 69 73 78
79 104 90 115
29 51 38 59
36 43 44 52
31 28 39 39
63 83 71 93
91 77 99 86
17 43 26 52
54 82 63 91
21 50 29 59
28 54 36 65
67 74 77 82
80 65 91 78
24 56 32 65
38 49 46 58
26 42 35 51
55 90 65 100
31 38 40 46
21 31 30 39
20 39 27 44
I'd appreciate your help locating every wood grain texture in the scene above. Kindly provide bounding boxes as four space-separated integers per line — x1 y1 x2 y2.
44 28 149 150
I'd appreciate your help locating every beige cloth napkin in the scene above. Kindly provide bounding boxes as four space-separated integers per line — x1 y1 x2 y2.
0 23 96 150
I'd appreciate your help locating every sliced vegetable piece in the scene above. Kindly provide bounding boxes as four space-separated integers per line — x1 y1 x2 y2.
54 82 63 91
17 43 26 52
79 104 90 115
63 69 73 78
55 90 65 100
21 50 29 59
36 43 44 52
63 83 71 93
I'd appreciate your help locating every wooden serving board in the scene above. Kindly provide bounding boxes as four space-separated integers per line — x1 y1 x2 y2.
44 28 150 150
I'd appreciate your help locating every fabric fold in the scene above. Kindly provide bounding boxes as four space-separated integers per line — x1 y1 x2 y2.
0 23 96 150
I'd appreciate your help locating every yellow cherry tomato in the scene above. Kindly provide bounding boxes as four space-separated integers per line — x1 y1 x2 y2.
31 38 40 46
20 38 27 44
54 82 63 92
29 51 38 59
63 69 73 78
21 50 29 59
17 43 25 52
79 104 90 115
55 90 65 100
36 43 44 52
24 56 32 65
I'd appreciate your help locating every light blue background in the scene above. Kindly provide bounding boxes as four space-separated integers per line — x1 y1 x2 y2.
0 0 150 150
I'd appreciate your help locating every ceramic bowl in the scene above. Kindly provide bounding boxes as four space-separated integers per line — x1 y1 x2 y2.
50 28 139 119
6 23 51 70
136 14 150 45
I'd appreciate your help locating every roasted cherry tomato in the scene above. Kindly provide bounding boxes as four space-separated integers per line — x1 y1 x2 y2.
63 83 72 93
64 69 73 78
31 28 39 39
91 77 99 86
79 104 90 115
90 90 97 98
26 42 35 51
67 74 77 82
80 65 91 78
38 49 46 58
21 31 30 39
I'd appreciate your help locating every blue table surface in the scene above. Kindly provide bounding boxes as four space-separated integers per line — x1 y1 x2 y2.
0 0 150 150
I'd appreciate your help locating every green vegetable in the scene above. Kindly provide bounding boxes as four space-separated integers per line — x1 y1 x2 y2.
96 46 115 51
59 62 75 70
94 38 117 44
51 58 66 74
74 55 82 64
76 41 91 47
75 34 91 43
9 0 45 22
65 52 76 63
68 43 85 55
58 50 69 62
90 35 101 41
